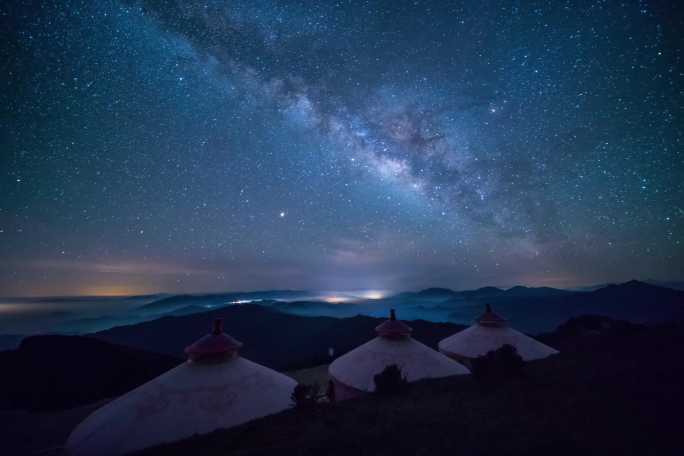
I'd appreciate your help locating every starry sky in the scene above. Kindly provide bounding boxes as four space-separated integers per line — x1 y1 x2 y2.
1 0 682 297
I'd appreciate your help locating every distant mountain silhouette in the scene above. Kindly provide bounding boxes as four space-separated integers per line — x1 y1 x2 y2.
138 293 236 313
502 285 573 297
415 288 459 297
644 279 684 291
441 282 675 301
138 290 311 314
119 281 684 338
94 305 465 370
592 279 676 298
401 285 572 301
573 279 684 292
458 286 505 299
0 335 180 411
448 281 684 331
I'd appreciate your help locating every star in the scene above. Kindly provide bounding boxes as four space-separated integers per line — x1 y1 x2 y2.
0 0 678 296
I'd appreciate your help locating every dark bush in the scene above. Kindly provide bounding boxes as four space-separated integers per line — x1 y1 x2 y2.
373 364 408 396
326 379 336 403
471 344 524 386
291 383 321 408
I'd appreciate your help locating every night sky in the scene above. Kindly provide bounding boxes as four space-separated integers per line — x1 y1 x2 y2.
1 0 682 297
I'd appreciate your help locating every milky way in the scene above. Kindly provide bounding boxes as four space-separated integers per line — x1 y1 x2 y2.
1 0 682 296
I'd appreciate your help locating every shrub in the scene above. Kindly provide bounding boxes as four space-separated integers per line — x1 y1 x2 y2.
326 379 336 403
471 344 524 386
374 364 408 396
291 383 321 408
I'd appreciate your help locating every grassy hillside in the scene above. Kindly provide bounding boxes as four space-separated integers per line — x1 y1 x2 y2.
140 320 684 456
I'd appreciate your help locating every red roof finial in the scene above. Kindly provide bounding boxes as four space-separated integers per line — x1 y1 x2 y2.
185 318 243 362
375 309 412 338
212 318 223 335
477 304 507 327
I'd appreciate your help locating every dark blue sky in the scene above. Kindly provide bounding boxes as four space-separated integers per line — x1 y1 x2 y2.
1 0 682 296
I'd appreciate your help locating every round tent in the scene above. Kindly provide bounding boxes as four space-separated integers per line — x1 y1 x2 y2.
66 319 297 456
329 310 470 400
438 304 559 363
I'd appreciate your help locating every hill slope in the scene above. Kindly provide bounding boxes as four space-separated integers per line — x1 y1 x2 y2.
141 321 684 456
0 336 180 411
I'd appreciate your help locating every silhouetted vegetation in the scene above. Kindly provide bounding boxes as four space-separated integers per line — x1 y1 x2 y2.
291 383 321 408
470 344 525 386
326 380 336 403
373 364 408 396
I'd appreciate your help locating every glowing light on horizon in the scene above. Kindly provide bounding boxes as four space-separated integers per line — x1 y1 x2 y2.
319 290 388 303
230 299 256 304
77 285 150 297
322 295 352 304
359 290 386 300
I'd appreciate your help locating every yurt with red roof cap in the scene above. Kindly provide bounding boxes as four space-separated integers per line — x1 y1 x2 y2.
328 309 470 400
66 319 297 456
438 304 559 363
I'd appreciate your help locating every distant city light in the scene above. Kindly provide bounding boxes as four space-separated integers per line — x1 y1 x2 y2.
361 290 386 300
323 295 352 304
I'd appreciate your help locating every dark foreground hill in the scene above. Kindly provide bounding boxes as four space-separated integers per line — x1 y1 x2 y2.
140 319 684 456
94 304 465 370
0 336 180 411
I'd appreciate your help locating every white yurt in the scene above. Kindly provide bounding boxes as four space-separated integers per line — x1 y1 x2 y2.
439 304 559 363
329 310 470 400
66 319 297 456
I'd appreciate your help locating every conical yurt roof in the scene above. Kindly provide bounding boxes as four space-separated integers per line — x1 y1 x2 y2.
438 304 559 361
66 319 297 456
329 310 469 393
